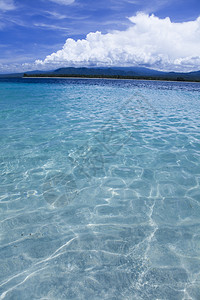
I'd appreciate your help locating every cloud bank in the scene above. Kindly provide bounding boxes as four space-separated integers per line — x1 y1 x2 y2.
36 13 200 71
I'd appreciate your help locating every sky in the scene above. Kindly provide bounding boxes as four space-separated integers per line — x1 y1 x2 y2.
0 0 200 73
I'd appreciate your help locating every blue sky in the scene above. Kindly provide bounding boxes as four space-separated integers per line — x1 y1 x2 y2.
0 0 200 73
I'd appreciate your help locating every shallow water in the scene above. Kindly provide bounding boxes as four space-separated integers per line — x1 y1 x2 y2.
0 78 200 299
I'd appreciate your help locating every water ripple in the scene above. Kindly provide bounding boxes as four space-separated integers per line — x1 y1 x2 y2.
0 78 200 299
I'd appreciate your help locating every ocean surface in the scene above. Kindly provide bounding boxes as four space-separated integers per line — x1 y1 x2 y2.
0 78 200 300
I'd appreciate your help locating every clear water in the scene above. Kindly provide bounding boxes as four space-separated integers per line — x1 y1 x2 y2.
0 78 200 300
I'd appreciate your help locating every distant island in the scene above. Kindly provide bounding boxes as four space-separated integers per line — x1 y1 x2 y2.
1 67 200 82
23 73 200 82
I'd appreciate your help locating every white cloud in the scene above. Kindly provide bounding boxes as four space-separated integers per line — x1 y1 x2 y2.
0 0 15 11
36 13 200 72
47 0 75 5
44 10 67 19
34 23 70 31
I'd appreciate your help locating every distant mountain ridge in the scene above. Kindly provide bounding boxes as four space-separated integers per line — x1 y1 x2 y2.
51 67 200 80
1 67 200 81
52 67 166 76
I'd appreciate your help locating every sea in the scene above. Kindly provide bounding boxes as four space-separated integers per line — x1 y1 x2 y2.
0 78 200 300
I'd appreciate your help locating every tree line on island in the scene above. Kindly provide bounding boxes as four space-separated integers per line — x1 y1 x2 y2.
23 73 194 82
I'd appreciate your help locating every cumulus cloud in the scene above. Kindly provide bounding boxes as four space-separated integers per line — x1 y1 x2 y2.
0 0 15 11
36 13 200 71
48 0 75 5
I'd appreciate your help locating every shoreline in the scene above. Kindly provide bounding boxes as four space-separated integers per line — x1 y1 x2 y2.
22 76 200 83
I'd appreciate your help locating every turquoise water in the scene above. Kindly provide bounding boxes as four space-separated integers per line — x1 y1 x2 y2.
0 78 200 299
